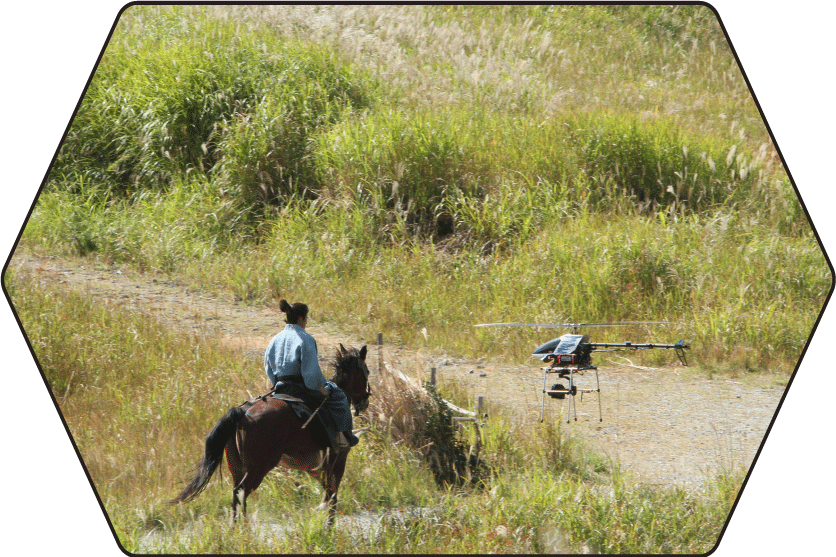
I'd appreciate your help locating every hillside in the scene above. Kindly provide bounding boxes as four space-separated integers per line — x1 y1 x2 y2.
22 4 831 372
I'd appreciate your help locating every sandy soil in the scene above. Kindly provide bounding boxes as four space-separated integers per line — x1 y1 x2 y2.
9 250 788 490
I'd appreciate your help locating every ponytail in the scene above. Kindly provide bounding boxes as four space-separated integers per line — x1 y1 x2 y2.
279 299 309 325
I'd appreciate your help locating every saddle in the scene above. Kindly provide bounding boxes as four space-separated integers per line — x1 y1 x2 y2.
240 382 344 454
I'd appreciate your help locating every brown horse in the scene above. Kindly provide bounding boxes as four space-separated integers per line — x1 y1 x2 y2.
172 343 371 524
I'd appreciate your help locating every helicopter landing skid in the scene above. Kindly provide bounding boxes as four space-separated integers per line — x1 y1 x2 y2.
541 364 602 423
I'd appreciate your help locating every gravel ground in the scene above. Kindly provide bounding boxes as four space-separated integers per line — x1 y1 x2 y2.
404 351 784 490
9 250 788 490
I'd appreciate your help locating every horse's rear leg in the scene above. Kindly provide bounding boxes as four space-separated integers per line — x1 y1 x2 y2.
225 437 246 521
232 474 254 521
231 465 273 522
225 437 244 486
232 481 246 520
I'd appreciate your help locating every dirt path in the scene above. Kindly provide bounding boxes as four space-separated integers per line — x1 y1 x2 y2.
9 250 787 490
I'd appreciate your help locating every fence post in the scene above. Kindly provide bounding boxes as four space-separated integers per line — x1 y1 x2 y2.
430 367 436 387
377 333 383 376
477 395 484 418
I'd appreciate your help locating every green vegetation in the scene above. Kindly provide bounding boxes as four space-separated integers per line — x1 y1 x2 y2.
21 5 829 375
8 267 739 553
10 6 826 552
5 5 830 547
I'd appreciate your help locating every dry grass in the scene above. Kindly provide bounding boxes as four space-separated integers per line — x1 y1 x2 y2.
212 4 756 146
366 351 433 446
7 262 742 553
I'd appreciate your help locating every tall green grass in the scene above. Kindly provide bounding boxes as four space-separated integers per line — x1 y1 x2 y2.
49 4 793 223
20 4 831 375
7 267 739 553
52 6 377 207
22 177 827 372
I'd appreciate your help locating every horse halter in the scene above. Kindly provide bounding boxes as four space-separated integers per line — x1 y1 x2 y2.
334 344 372 414
352 361 372 414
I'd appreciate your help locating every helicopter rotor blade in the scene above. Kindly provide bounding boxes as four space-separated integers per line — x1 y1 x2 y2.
475 322 574 328
475 321 666 329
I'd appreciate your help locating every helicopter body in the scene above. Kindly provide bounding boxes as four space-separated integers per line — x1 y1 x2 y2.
533 334 593 366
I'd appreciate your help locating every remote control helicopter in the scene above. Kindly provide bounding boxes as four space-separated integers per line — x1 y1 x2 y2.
475 322 690 422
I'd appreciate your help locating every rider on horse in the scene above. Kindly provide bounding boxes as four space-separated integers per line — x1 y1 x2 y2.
264 300 360 448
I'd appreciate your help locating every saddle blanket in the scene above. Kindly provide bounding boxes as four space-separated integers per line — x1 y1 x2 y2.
240 383 343 454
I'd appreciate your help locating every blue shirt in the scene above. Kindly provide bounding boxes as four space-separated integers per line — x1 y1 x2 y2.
264 324 327 391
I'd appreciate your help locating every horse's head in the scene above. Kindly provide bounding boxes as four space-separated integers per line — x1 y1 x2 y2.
332 343 371 415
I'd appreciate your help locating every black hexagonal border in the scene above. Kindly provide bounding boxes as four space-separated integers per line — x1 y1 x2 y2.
2 2 833 556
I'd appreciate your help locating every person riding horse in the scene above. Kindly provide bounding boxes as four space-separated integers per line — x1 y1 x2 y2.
264 300 360 448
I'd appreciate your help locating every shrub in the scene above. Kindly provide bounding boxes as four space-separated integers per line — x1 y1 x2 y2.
565 112 762 212
214 47 376 213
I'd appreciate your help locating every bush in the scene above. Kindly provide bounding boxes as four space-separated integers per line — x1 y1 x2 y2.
214 47 376 212
565 112 762 212
421 383 490 487
315 108 489 234
49 6 377 208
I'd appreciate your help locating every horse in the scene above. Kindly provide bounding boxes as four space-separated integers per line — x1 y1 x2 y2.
171 343 371 525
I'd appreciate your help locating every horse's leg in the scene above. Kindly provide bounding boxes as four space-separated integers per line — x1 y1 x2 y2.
232 479 246 520
225 437 244 485
307 470 331 513
230 398 291 520
225 437 245 520
311 449 350 526
232 457 277 522
230 471 258 521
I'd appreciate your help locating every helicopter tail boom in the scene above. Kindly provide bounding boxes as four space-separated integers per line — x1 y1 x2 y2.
589 340 690 365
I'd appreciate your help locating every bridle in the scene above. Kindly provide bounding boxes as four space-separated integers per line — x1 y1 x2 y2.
351 361 372 415
333 345 372 414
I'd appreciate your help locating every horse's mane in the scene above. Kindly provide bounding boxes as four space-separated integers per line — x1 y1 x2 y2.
330 346 358 386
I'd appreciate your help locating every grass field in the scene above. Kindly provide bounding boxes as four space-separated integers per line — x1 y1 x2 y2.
6 263 741 553
5 4 830 553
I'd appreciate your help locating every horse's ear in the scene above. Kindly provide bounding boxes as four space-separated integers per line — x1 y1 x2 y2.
339 343 347 356
359 345 367 360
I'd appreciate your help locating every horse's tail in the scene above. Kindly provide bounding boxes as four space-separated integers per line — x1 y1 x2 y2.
171 406 246 504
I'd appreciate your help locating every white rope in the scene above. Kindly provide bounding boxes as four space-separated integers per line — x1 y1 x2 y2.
608 355 662 372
